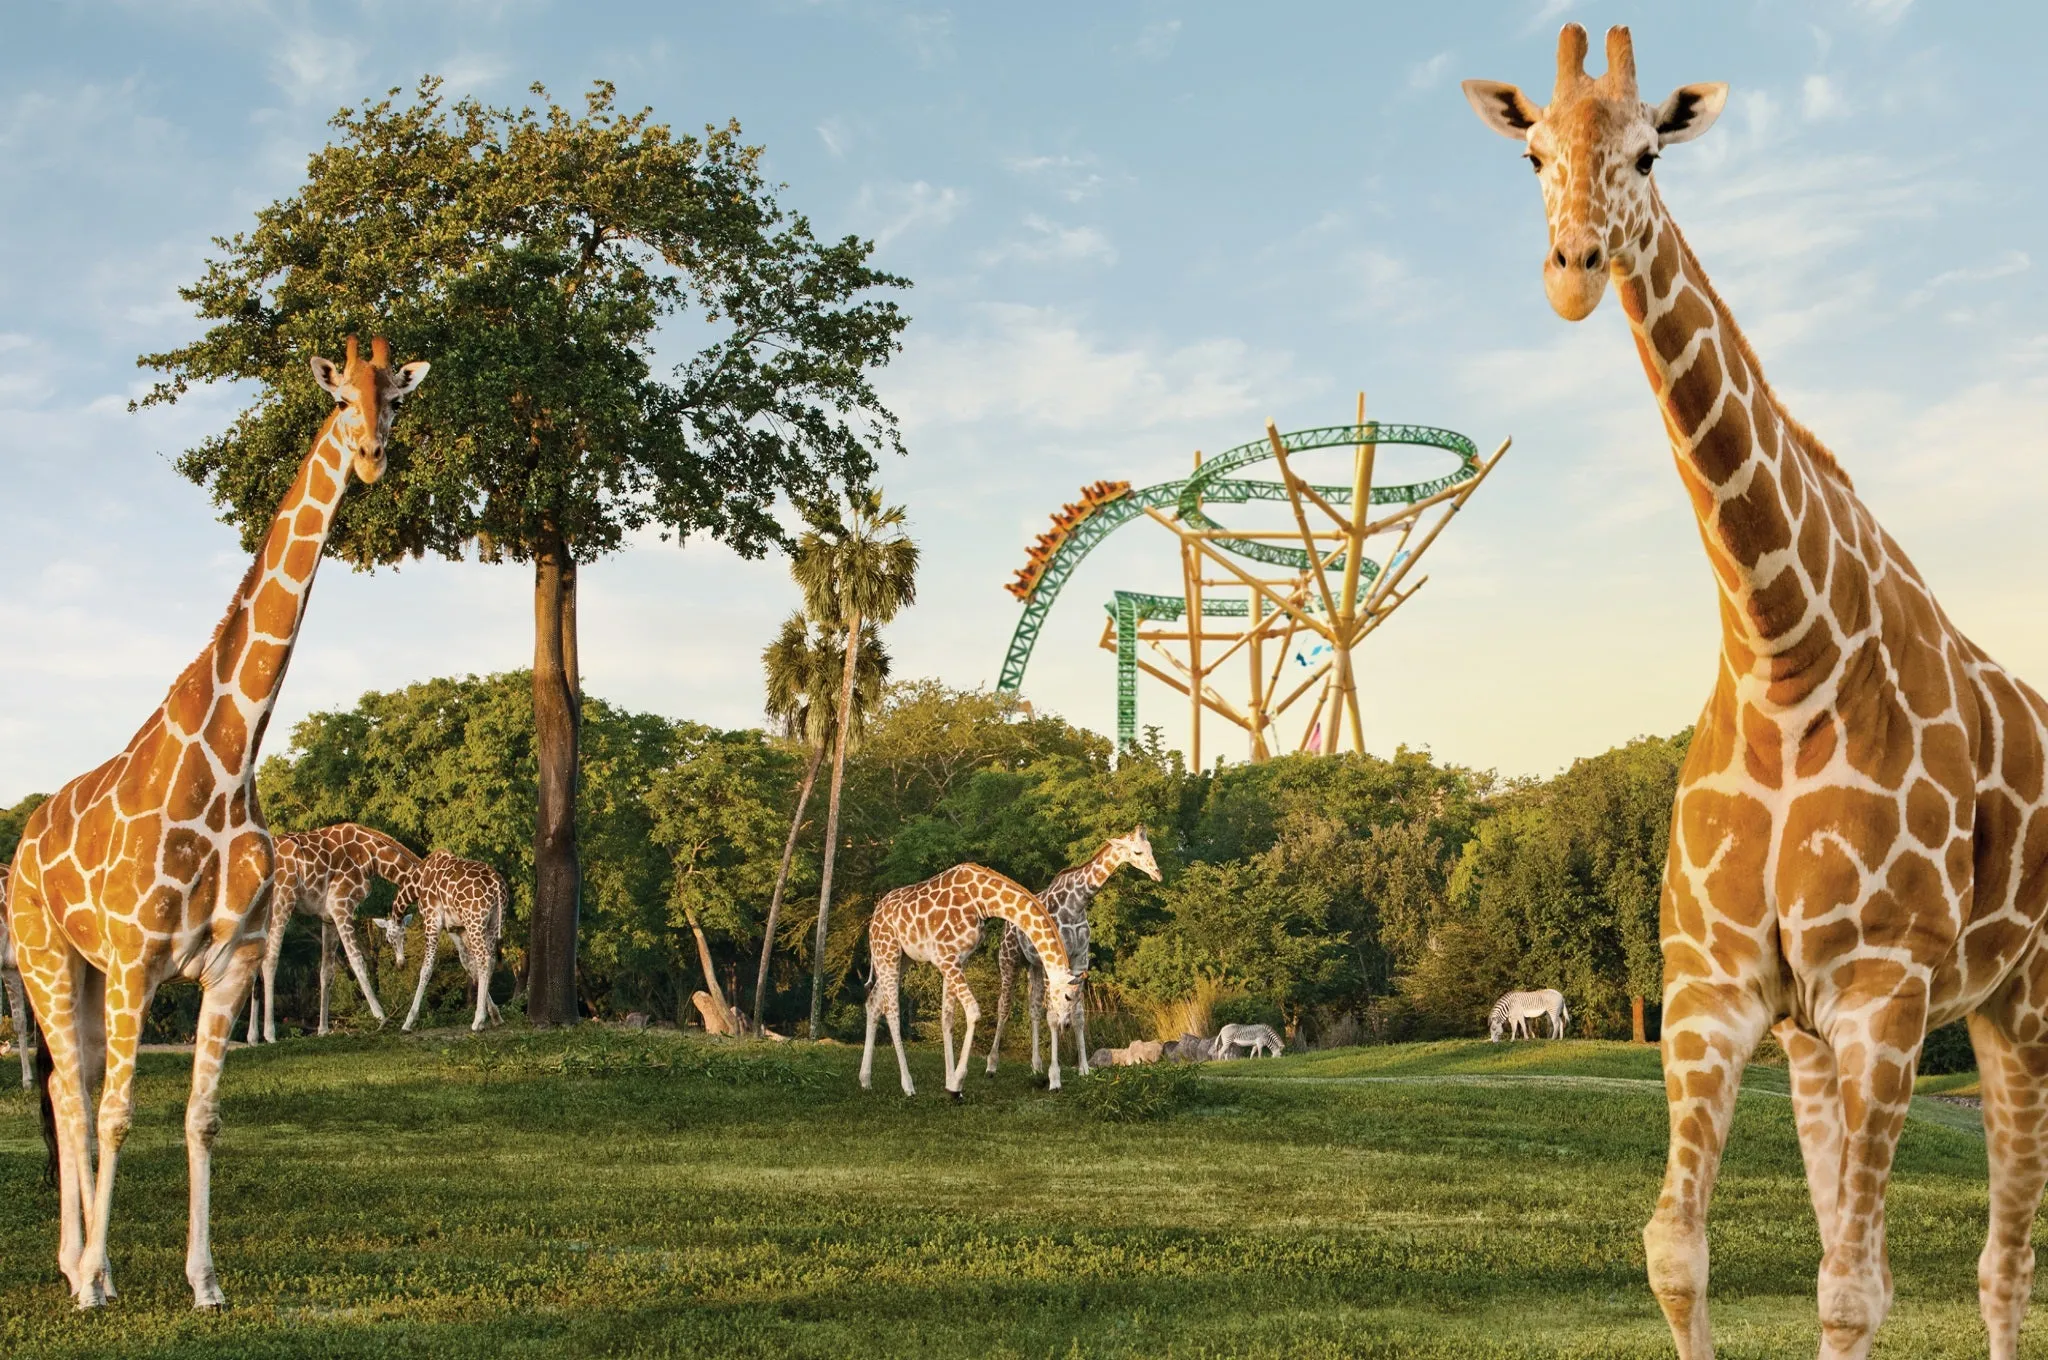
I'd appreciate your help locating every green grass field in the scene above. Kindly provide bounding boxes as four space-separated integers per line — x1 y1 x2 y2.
0 1029 2033 1358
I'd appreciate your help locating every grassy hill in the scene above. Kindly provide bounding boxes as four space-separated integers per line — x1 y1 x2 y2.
0 1030 2024 1358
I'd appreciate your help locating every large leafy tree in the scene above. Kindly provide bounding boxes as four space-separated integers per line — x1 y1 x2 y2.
140 80 910 1024
791 492 918 1037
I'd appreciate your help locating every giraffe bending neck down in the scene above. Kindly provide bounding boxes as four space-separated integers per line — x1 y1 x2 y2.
5 336 428 1310
378 849 506 1033
985 827 1161 1090
1469 27 2048 1359
246 824 422 1043
861 863 1076 1097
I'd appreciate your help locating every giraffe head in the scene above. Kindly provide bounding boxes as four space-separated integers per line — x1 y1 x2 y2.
1110 826 1162 882
307 335 431 484
1463 25 1726 321
1042 961 1079 1029
371 915 407 966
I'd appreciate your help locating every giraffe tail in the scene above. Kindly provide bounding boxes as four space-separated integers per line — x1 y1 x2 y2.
34 1010 55 1187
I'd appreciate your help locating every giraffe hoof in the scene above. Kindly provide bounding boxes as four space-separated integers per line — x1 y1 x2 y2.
950 1089 964 1103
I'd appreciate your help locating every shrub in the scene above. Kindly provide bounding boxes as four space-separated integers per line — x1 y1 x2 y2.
1069 1061 1203 1122
1920 1020 1975 1076
1211 993 1285 1033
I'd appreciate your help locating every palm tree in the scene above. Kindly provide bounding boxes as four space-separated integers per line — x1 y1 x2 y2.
752 611 888 1033
793 491 919 1038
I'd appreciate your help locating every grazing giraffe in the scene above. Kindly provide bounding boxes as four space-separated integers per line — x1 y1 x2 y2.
1 864 34 1089
1466 26 2048 1358
985 827 1161 1090
377 849 506 1034
6 335 428 1309
861 863 1076 1097
245 823 422 1044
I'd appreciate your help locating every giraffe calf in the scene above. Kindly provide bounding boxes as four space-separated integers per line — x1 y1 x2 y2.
378 850 506 1033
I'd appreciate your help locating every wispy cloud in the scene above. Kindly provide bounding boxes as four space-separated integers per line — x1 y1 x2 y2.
1904 250 2031 309
897 11 954 67
1005 151 1123 203
1802 73 1849 120
1847 0 1914 26
980 215 1117 267
851 180 965 247
816 115 853 159
1133 19 1181 63
1407 52 1452 91
269 28 366 106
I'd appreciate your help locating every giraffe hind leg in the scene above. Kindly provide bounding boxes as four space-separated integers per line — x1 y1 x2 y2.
1775 1018 1847 1255
402 928 440 1032
19 945 98 1304
4 965 32 1090
331 917 386 1026
986 937 1016 1077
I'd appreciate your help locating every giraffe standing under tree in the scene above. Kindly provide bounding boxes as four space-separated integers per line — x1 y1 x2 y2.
245 823 421 1043
862 863 1077 1097
1466 27 2048 1358
375 848 506 1033
984 827 1161 1090
6 335 427 1310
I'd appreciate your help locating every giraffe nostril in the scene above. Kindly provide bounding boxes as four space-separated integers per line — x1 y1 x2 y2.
1584 248 1603 271
1551 247 1568 270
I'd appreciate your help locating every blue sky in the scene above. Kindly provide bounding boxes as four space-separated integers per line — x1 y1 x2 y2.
1 0 2042 799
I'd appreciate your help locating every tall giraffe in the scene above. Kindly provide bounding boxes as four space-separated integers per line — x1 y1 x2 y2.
1 865 34 1089
245 823 422 1044
6 336 428 1310
1467 27 2048 1358
860 863 1076 1097
984 827 1161 1090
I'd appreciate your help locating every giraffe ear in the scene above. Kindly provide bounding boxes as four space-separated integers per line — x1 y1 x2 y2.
1653 83 1728 146
1462 80 1543 140
388 360 431 400
309 355 347 400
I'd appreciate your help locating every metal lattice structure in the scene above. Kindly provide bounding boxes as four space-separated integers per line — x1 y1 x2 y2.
999 400 1510 762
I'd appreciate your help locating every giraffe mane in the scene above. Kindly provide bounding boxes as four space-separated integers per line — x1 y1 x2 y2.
1663 205 1854 490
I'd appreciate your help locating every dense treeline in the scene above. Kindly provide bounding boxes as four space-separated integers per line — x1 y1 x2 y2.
0 675 1689 1042
111 673 1676 1041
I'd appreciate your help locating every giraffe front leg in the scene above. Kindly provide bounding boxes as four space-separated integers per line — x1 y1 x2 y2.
20 952 96 1303
251 903 287 1044
317 921 334 1036
1074 1000 1091 1078
1041 971 1062 1093
1029 967 1045 1076
1815 984 1928 1359
402 929 440 1032
1969 998 2048 1360
331 919 387 1027
1644 977 1771 1360
1774 1017 1847 1255
186 940 260 1310
470 938 491 1032
947 973 981 1096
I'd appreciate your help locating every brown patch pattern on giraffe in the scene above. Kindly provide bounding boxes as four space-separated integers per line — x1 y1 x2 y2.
860 863 1077 1097
383 850 506 1034
245 824 422 1043
1468 25 2048 1359
3 335 428 1310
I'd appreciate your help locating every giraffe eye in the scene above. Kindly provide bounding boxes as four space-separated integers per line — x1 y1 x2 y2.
1636 151 1658 176
1525 153 1544 174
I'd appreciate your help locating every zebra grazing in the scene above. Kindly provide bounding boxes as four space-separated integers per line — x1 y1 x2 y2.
1488 989 1569 1042
1212 1022 1285 1059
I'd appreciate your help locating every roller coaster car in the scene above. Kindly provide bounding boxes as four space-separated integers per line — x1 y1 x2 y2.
1006 480 1133 601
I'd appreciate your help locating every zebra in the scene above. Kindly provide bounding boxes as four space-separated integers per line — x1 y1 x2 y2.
1488 989 1569 1042
1211 1022 1285 1060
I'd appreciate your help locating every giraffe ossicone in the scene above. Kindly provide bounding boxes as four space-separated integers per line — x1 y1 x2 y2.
861 862 1076 1097
5 334 429 1310
985 826 1161 1090
1469 26 2048 1360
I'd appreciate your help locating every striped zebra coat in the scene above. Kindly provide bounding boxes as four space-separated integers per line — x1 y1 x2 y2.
1489 988 1568 1042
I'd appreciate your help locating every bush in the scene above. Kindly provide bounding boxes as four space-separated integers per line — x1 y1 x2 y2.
1920 1020 1975 1076
1211 993 1285 1033
1069 1061 1203 1122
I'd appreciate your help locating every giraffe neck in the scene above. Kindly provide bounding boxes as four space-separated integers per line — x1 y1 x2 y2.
167 412 355 779
356 828 421 885
1048 846 1119 919
1614 188 1873 705
983 891 1071 977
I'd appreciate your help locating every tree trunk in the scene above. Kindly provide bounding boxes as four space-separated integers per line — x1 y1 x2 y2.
1631 994 1647 1045
528 540 583 1027
682 901 738 1034
809 610 863 1039
754 745 823 1033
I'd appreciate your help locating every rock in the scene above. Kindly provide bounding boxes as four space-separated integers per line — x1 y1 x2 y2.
622 1012 650 1031
1090 1048 1115 1069
1126 1039 1165 1064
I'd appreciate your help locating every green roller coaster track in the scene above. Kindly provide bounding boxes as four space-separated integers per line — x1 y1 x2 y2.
997 422 1481 749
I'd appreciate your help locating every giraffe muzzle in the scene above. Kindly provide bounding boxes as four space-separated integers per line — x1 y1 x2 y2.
1543 233 1610 321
